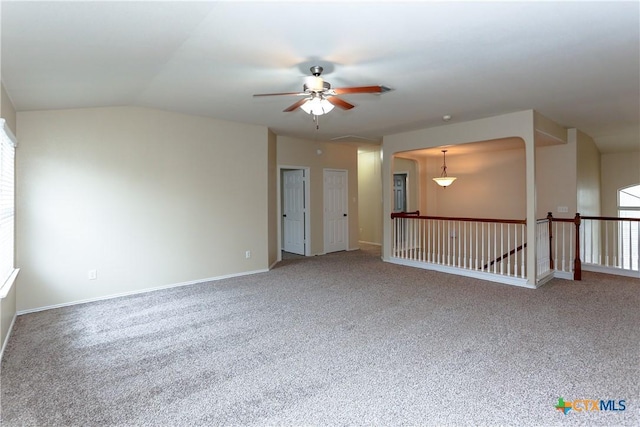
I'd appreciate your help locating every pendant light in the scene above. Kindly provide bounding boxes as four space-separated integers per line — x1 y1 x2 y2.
433 149 457 187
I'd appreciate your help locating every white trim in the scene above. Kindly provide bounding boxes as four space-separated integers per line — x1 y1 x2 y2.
0 312 17 361
582 264 640 279
387 257 536 289
536 270 555 287
16 268 269 315
553 270 574 280
0 268 20 299
269 259 279 270
359 241 382 246
0 118 17 147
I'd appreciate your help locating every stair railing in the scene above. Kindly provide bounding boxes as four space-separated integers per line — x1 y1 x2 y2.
390 212 527 279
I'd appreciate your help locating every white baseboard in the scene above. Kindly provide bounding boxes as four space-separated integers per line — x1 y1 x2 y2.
16 268 269 316
0 312 17 361
536 271 556 287
358 241 382 246
387 257 535 289
553 270 574 280
582 264 640 279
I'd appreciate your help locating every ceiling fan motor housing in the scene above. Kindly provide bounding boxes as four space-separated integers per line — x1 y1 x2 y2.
303 76 330 93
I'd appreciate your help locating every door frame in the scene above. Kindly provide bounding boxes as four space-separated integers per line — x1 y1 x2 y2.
277 165 311 260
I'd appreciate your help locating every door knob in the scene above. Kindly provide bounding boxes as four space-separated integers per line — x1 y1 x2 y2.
343 213 347 217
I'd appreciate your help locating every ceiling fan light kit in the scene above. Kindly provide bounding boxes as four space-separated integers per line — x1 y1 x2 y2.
300 96 334 116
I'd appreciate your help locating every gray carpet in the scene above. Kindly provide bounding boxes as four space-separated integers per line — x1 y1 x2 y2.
1 245 638 426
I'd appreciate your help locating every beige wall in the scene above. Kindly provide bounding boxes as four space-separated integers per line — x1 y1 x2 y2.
277 136 359 255
357 149 382 245
601 151 640 217
432 148 526 219
575 129 601 216
16 106 270 312
395 146 526 219
536 139 577 219
534 111 568 144
535 129 601 219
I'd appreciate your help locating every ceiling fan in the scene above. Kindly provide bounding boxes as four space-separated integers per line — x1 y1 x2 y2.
253 65 391 116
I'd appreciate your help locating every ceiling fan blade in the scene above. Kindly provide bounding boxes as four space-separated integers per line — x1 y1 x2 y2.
327 96 355 110
283 98 309 112
253 92 306 97
332 85 392 95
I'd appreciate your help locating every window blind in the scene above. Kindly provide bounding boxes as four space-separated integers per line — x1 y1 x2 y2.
0 119 16 287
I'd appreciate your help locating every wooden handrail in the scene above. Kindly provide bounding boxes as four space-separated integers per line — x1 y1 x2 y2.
391 212 526 224
546 215 640 222
581 215 640 221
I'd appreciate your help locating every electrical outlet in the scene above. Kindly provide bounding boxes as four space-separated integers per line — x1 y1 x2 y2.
558 206 569 213
88 269 97 280
245 250 251 259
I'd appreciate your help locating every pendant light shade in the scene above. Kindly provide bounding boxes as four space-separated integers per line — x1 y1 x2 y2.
433 149 457 187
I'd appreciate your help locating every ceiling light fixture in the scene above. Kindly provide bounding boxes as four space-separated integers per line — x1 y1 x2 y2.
433 149 457 188
300 96 334 116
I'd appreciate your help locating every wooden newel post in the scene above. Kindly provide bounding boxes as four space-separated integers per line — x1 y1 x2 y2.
573 213 582 281
547 212 554 270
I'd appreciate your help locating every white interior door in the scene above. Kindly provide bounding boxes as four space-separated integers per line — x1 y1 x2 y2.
324 169 348 253
283 169 305 255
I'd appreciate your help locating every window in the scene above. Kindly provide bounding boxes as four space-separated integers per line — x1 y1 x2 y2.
0 118 17 290
618 184 640 270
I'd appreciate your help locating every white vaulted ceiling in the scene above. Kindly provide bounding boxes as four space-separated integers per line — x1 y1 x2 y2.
2 1 639 152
